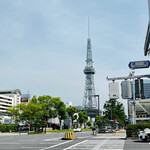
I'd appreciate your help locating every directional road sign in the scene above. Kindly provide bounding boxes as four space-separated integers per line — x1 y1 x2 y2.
128 60 150 69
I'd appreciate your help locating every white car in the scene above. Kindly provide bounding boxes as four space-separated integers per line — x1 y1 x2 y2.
138 128 150 141
73 128 82 132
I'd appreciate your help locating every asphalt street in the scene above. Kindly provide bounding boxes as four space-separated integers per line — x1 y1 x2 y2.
0 130 149 150
124 138 150 150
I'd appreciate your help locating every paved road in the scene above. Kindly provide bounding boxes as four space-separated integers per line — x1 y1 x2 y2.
0 130 149 150
124 138 150 150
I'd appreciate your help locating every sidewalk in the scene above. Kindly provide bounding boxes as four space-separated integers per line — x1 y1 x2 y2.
95 129 126 138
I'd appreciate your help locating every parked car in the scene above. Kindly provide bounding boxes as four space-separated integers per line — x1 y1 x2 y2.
138 128 150 141
99 126 107 133
73 128 82 132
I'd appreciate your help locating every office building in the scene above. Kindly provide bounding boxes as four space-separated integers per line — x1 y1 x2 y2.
0 89 21 114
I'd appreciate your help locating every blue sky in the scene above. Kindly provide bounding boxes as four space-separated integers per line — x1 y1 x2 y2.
0 0 149 112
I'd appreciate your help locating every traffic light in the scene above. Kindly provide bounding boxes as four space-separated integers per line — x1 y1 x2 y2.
109 82 119 99
135 79 144 99
121 80 132 99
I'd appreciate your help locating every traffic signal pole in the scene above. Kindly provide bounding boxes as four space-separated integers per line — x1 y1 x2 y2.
131 70 136 124
107 72 150 124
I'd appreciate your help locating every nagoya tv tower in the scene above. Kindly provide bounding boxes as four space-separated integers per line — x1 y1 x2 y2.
83 19 97 110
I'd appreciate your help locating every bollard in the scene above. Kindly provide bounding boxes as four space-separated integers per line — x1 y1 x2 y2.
62 132 77 140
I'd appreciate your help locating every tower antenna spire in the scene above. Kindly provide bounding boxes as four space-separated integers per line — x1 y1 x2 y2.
83 18 97 111
88 16 90 38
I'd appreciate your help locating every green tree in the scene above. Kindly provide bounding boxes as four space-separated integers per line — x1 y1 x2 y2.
7 106 20 124
103 99 126 126
78 111 88 128
87 120 92 127
21 97 43 131
55 99 67 129
66 106 79 128
95 115 109 127
0 114 2 123
38 95 53 128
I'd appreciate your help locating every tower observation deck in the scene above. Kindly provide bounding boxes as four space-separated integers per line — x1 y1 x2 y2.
82 37 97 111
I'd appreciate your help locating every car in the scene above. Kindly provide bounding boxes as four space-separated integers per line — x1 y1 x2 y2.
99 126 107 133
73 128 82 132
138 128 150 141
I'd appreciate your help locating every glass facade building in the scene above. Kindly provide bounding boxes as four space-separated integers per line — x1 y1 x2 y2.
143 80 150 99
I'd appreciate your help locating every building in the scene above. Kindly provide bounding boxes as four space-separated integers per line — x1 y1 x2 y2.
21 94 31 104
0 95 14 114
143 80 150 99
74 105 82 110
0 89 21 115
66 102 72 108
128 79 150 123
129 99 150 123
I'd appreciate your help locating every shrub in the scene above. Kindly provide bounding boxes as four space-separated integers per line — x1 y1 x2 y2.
0 124 18 132
126 123 150 137
47 129 73 132
28 132 45 135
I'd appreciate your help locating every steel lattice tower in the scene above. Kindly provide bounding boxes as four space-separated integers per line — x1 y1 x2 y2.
82 35 97 110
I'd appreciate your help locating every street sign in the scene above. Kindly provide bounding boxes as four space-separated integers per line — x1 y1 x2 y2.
128 60 150 69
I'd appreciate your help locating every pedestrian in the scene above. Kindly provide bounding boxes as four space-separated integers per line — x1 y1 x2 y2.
92 127 96 135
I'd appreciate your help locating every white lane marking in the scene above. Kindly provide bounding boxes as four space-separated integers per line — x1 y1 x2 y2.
22 147 44 149
78 136 91 139
92 136 126 139
0 142 20 144
40 143 59 144
43 138 60 141
63 140 88 150
91 139 109 150
19 140 36 141
40 140 72 150
1 148 23 150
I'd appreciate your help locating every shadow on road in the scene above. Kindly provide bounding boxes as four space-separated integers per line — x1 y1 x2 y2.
132 140 150 143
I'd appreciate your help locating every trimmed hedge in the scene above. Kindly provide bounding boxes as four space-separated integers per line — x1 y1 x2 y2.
47 129 73 132
126 123 150 137
28 132 45 135
0 125 18 132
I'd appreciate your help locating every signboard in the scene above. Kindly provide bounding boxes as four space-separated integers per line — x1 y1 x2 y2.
128 60 150 69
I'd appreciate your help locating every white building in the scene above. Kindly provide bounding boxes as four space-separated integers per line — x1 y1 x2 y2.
0 89 21 114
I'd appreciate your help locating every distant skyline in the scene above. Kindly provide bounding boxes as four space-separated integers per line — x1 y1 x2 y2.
0 0 149 113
